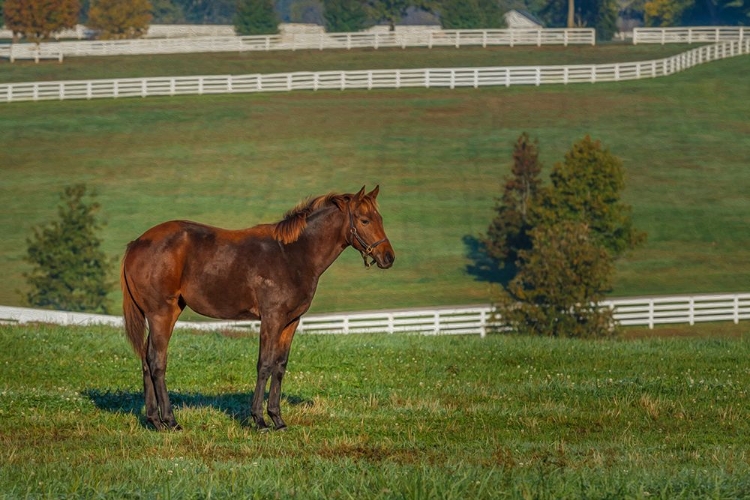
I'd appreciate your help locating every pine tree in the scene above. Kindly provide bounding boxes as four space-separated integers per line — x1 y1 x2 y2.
482 132 544 269
234 0 279 36
24 184 114 314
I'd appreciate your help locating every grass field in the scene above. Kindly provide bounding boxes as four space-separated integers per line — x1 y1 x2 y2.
1 46 750 314
1 322 750 498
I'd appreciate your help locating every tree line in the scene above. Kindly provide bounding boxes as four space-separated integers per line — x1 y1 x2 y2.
4 0 746 44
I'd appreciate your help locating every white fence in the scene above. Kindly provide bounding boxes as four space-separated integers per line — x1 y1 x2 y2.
2 39 747 103
1 293 749 337
633 26 748 45
1 28 594 62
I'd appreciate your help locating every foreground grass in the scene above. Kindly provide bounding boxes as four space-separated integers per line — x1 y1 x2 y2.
1 322 750 498
1 49 750 312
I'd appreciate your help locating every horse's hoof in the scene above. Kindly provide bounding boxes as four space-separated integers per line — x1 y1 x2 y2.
275 424 288 432
257 426 270 434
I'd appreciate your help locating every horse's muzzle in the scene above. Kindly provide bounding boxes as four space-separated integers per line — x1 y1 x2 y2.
376 249 395 269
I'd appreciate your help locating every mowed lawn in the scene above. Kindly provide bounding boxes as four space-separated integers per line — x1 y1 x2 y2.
1 322 749 498
1 46 749 313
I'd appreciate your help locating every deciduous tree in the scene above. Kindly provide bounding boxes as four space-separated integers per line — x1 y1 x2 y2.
545 135 646 258
323 0 368 32
234 0 279 35
484 135 645 337
87 0 152 39
495 221 616 338
24 184 114 314
439 0 504 29
3 0 80 42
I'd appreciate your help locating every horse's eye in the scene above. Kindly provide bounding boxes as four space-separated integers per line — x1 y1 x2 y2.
360 219 370 225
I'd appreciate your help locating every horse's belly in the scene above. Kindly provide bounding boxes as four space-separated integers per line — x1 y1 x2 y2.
181 277 261 321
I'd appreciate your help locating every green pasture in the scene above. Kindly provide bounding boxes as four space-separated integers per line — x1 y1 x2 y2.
1 322 749 498
1 46 749 314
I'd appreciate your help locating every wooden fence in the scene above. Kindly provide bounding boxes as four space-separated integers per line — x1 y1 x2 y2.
633 26 748 45
1 28 594 62
2 39 748 103
1 293 749 336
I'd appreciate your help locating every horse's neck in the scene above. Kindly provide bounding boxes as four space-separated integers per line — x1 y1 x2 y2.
295 206 348 275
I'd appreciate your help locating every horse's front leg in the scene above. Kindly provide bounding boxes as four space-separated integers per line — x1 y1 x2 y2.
251 317 283 431
266 318 300 431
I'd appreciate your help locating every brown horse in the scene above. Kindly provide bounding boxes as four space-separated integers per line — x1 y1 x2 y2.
121 186 394 431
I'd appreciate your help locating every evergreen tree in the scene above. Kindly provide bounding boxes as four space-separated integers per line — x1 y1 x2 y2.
87 0 152 39
483 132 543 270
324 0 368 32
24 184 114 314
234 0 279 35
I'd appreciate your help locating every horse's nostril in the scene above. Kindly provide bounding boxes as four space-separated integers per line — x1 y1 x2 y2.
385 251 395 264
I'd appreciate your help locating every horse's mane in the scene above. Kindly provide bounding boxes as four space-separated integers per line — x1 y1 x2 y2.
272 192 378 244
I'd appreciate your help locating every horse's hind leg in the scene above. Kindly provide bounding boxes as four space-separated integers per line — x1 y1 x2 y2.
144 304 182 430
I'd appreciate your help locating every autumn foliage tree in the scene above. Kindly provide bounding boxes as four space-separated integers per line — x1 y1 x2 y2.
87 0 152 39
3 0 80 42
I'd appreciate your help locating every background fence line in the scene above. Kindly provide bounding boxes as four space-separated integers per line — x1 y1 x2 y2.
1 292 749 336
633 26 748 44
2 39 747 103
1 28 595 62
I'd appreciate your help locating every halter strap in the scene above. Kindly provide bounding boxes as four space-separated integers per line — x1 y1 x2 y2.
348 208 389 268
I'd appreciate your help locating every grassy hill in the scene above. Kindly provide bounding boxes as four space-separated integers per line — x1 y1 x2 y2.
1 45 749 314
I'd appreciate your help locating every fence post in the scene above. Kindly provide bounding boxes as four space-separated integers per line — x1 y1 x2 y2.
648 299 655 329
455 31 460 49
433 312 440 335
689 297 695 325
479 310 486 338
388 313 394 334
564 29 568 47
343 316 349 334
428 31 433 49
734 295 740 324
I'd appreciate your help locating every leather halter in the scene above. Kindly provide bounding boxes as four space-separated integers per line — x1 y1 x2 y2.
348 208 389 268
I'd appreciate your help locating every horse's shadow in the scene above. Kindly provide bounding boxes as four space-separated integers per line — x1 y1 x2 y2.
83 389 312 428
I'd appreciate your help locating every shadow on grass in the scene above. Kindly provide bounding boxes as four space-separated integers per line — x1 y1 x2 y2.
462 235 516 286
83 389 312 428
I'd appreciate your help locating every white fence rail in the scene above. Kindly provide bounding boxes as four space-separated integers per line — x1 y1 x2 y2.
633 26 748 45
1 293 749 336
2 39 748 103
1 28 594 62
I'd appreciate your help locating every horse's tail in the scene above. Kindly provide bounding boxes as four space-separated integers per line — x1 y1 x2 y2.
121 249 147 360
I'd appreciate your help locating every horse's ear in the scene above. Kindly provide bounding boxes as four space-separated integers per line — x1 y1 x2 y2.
332 195 351 211
355 186 366 200
366 185 379 199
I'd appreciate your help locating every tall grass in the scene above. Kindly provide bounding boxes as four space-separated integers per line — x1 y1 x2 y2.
1 47 749 313
1 322 749 498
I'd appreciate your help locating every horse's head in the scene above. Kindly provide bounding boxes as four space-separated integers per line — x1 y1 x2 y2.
341 185 395 269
